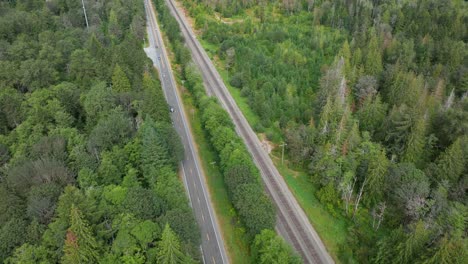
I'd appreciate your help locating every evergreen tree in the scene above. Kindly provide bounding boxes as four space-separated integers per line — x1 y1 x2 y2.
423 236 467 264
356 94 387 136
383 104 414 158
108 9 122 40
141 72 170 123
61 205 98 264
140 120 170 183
403 117 427 168
112 64 132 93
433 137 465 184
157 224 192 264
252 230 302 264
362 140 390 206
364 33 383 77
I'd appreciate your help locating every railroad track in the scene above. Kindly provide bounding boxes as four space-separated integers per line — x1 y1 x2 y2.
165 0 335 263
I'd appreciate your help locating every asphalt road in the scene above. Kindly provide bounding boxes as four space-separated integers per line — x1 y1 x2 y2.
165 0 335 263
143 1 229 263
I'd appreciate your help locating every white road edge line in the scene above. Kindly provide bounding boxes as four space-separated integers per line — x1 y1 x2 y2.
145 1 228 263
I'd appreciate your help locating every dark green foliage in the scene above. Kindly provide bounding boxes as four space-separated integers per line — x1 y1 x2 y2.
0 87 23 133
0 186 24 226
0 0 199 261
69 49 98 86
0 218 28 261
82 82 117 126
140 120 171 181
233 184 276 237
6 159 73 197
87 107 134 154
193 82 276 238
30 135 67 162
122 187 164 220
160 208 201 247
141 72 170 123
154 122 185 169
26 183 63 224
224 164 258 197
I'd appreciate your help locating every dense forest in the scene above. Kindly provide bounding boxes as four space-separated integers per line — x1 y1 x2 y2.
0 0 200 263
179 0 467 263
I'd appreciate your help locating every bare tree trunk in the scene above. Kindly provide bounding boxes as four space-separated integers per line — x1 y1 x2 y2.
371 208 376 228
376 202 386 230
353 177 367 219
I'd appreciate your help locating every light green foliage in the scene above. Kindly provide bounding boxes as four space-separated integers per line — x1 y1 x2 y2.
364 33 383 76
317 183 340 217
102 185 128 206
97 146 129 185
5 244 49 264
157 224 194 264
403 117 428 167
122 168 141 188
77 168 98 189
82 82 116 125
61 205 99 263
131 220 161 249
112 64 132 93
252 230 302 264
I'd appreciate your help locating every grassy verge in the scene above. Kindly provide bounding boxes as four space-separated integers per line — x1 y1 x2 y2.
198 37 350 263
156 17 253 263
177 77 253 264
270 151 349 262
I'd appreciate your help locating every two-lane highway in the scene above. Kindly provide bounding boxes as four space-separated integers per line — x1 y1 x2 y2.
143 0 229 263
164 0 335 263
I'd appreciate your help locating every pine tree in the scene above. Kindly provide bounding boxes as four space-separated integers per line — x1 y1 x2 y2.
384 104 414 158
140 120 170 183
112 64 132 92
157 224 191 264
434 137 465 184
403 117 427 168
61 205 98 264
394 221 431 264
423 236 467 264
340 40 354 84
365 33 383 77
356 94 387 136
364 142 390 206
318 97 333 138
141 72 170 123
108 9 122 40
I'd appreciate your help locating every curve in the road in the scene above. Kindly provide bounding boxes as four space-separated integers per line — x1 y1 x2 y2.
165 0 335 263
